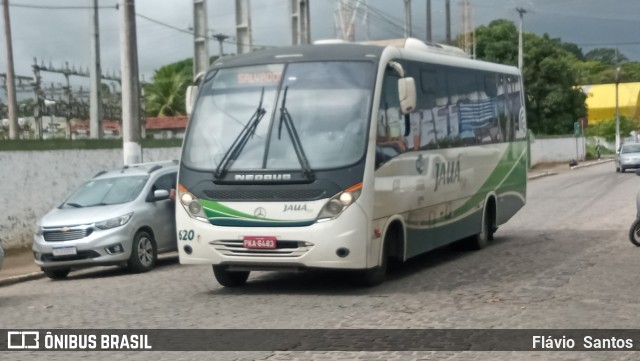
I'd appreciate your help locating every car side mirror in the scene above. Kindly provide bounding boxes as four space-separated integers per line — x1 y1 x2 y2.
154 189 170 201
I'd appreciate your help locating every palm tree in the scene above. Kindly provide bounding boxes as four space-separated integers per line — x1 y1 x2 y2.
144 61 192 116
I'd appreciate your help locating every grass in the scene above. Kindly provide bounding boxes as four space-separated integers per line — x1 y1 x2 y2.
0 139 182 151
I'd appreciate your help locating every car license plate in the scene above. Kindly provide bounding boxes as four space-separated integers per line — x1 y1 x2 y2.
52 246 77 256
243 236 277 249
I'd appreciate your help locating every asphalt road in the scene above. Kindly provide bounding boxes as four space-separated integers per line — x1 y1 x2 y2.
1 162 639 361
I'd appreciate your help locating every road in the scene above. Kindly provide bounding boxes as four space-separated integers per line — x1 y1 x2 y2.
1 162 639 361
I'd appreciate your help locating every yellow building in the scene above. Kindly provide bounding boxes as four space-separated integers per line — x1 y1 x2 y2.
581 82 640 125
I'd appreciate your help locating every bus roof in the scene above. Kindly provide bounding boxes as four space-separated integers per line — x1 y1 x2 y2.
210 38 519 76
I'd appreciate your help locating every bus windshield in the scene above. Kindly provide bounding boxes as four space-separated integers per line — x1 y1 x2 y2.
182 61 375 172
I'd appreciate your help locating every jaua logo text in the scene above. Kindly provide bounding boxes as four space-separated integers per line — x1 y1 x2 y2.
434 160 460 191
283 204 308 212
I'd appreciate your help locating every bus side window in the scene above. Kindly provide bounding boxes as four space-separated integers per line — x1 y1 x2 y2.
376 69 406 168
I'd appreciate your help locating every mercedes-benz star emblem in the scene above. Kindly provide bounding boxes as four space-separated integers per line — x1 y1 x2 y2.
254 207 267 218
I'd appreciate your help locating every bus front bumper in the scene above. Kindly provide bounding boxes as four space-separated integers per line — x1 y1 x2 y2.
177 206 370 270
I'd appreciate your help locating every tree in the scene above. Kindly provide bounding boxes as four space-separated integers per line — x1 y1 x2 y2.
144 60 193 117
561 42 585 61
475 20 587 135
586 116 639 142
474 19 519 65
585 48 628 66
144 56 219 117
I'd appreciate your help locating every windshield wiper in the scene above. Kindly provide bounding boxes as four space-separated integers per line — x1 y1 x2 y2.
215 87 267 178
65 202 84 208
278 86 315 181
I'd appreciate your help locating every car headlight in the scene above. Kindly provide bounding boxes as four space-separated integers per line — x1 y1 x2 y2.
317 182 363 221
35 225 43 236
95 212 133 230
178 184 209 222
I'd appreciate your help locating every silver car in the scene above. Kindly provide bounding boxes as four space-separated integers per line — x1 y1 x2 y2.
33 161 178 279
616 143 640 173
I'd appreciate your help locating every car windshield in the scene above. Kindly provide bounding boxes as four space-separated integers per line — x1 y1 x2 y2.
182 61 375 171
62 175 148 208
622 144 640 153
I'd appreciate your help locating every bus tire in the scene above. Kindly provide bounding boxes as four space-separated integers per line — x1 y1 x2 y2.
469 203 494 250
353 234 390 287
213 266 250 287
629 219 640 247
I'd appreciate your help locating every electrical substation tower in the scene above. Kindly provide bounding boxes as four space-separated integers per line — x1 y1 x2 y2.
334 0 368 41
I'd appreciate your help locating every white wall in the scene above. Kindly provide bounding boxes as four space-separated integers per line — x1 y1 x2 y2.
0 148 180 250
530 137 586 165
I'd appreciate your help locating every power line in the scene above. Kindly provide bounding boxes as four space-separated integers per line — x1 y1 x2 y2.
5 1 115 10
135 12 193 36
576 40 640 47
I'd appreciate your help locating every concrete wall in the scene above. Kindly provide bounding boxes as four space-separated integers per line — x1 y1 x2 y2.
0 148 180 250
0 137 602 250
530 137 587 165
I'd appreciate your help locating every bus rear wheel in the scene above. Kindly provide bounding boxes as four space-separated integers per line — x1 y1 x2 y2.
468 204 495 250
213 266 250 287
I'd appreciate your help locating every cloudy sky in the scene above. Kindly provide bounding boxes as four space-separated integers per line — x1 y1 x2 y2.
2 0 640 94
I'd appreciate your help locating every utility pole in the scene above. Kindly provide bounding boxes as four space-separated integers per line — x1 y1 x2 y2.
120 0 142 165
445 0 451 44
426 0 432 42
90 0 103 139
460 0 475 58
516 7 527 74
193 0 209 78
403 0 412 38
212 33 229 56
236 0 253 54
615 66 621 152
3 0 19 140
291 0 310 45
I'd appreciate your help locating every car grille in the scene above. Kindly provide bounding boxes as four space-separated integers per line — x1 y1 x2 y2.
40 250 101 262
43 228 92 242
210 239 312 257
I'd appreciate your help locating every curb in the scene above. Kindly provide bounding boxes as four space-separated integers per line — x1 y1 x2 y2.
528 171 557 180
529 158 614 180
0 271 45 287
570 158 614 170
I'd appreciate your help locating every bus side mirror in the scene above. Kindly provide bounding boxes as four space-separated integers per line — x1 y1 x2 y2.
185 85 198 116
398 77 416 115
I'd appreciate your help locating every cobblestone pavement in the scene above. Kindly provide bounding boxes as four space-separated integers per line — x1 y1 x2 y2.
1 163 639 360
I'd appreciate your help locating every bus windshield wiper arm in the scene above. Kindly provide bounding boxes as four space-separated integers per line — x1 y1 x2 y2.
278 86 315 181
215 87 267 178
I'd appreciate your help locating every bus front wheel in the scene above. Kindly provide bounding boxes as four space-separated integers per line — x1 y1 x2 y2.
213 265 250 287
353 234 390 287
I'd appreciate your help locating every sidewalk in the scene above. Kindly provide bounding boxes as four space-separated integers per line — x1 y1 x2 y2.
0 158 615 287
0 248 43 286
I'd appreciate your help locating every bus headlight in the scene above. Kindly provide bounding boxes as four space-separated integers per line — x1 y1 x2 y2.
178 184 208 222
317 183 362 221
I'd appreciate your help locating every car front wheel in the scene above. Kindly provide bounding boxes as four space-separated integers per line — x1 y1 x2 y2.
43 268 70 280
128 231 157 273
